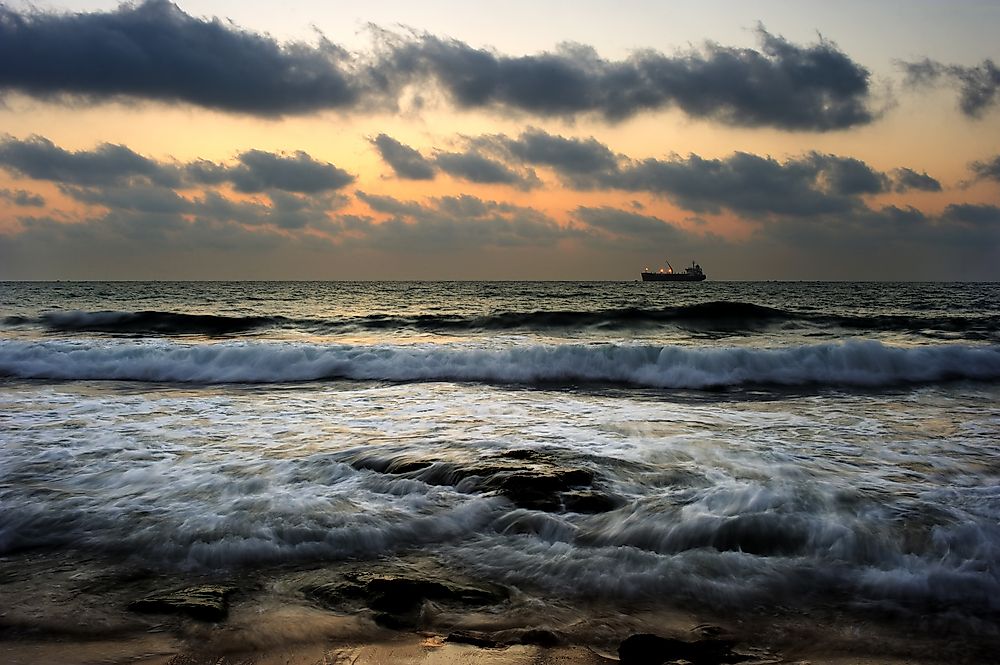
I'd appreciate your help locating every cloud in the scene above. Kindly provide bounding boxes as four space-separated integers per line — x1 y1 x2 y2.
0 2 877 130
477 128 620 176
433 150 539 189
0 136 354 195
60 183 192 215
0 187 45 207
376 128 948 218
0 0 358 116
0 135 178 186
370 134 538 188
970 155 1000 183
374 25 876 130
890 167 942 192
572 206 693 246
577 150 890 218
901 58 1000 118
371 134 436 180
187 150 355 193
942 203 1000 228
352 191 571 249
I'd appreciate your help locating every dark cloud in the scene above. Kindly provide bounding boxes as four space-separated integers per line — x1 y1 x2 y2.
588 151 890 218
189 150 355 194
351 191 570 249
454 129 908 217
371 133 539 188
0 2 876 130
375 25 876 130
0 135 178 186
891 168 942 192
8 209 297 256
380 128 945 219
573 206 691 245
0 0 358 116
0 136 354 194
60 183 192 215
433 150 539 189
901 58 1000 118
481 128 619 176
371 134 436 180
942 203 1000 227
970 155 1000 183
0 187 45 207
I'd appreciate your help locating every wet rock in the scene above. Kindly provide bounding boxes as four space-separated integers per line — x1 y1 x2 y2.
446 627 561 648
303 570 508 631
446 630 503 647
350 455 433 475
302 580 366 609
515 628 562 647
373 611 419 630
349 448 621 514
128 584 235 622
363 574 505 613
618 633 746 665
562 488 624 513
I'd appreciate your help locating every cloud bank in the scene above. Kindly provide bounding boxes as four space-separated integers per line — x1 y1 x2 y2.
375 129 943 218
2 134 993 279
0 1 877 130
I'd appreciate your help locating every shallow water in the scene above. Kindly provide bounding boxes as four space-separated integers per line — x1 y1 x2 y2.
2 281 999 640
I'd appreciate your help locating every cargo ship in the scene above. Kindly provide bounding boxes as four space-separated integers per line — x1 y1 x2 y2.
641 260 706 281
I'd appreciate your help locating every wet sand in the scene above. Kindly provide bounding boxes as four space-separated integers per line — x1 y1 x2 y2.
2 550 996 665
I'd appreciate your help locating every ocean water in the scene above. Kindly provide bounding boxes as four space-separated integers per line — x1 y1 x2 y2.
2 281 999 640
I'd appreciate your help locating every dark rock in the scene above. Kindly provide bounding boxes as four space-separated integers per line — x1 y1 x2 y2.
480 467 595 511
446 630 502 647
350 455 433 475
446 627 561 649
362 574 507 614
373 611 419 630
618 633 746 665
500 449 543 461
303 570 507 631
128 584 235 622
516 628 562 647
302 581 366 609
349 448 619 514
561 489 623 513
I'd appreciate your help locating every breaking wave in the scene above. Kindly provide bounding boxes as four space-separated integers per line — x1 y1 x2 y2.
1 338 998 389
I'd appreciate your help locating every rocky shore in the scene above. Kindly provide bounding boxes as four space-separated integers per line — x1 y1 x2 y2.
3 544 998 665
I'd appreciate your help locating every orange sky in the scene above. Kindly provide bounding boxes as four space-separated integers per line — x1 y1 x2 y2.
0 1 998 280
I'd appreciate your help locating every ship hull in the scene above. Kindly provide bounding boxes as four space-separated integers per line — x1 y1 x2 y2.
641 272 706 281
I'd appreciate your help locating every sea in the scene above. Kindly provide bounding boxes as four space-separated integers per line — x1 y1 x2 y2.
2 281 999 654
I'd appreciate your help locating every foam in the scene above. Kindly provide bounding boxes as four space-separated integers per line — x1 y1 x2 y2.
1 338 998 388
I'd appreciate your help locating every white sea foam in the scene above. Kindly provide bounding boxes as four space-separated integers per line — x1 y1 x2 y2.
1 338 998 388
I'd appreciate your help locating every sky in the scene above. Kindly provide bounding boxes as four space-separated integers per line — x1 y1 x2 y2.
0 0 998 280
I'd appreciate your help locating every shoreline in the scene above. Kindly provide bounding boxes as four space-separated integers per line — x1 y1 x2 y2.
2 550 997 665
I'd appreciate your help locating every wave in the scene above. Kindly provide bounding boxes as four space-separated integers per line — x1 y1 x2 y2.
1 339 998 388
4 310 285 335
6 302 998 336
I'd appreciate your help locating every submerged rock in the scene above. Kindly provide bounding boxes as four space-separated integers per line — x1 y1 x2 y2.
349 447 621 514
128 584 235 622
618 633 746 665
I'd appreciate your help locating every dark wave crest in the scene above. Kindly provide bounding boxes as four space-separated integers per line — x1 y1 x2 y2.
4 301 998 337
32 310 284 335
